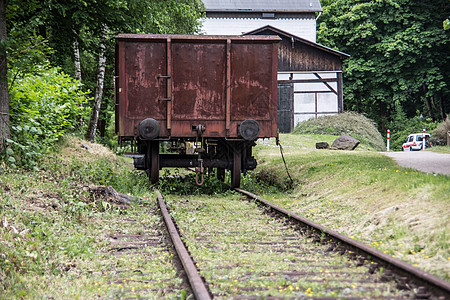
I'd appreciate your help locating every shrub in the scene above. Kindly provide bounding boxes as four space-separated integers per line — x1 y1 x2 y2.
158 169 232 195
3 67 91 168
431 116 450 145
292 112 385 151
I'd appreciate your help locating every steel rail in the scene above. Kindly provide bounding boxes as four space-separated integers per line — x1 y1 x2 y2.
157 193 212 300
235 188 450 299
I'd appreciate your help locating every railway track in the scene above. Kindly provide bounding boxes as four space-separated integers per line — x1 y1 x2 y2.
158 189 450 299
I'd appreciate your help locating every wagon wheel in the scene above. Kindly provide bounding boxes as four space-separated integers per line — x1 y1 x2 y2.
147 141 159 185
231 149 241 188
217 168 225 181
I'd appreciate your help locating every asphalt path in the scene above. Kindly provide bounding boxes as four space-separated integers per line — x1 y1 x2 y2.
382 151 450 175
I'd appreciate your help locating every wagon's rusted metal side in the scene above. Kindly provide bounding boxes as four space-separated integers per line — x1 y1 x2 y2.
115 34 280 187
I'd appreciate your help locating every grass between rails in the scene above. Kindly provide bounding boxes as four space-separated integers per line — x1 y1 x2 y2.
165 194 404 298
253 134 450 281
0 137 189 299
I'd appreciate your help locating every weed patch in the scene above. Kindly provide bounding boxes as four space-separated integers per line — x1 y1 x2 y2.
156 168 285 196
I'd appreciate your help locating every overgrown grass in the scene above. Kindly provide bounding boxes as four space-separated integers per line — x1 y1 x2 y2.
156 158 282 195
40 136 152 195
292 112 385 151
1 132 449 298
0 136 191 298
427 145 450 154
165 194 403 298
253 134 450 281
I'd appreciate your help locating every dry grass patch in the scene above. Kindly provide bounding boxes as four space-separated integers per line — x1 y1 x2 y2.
59 136 119 164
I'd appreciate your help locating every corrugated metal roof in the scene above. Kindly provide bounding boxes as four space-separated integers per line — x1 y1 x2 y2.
203 0 322 12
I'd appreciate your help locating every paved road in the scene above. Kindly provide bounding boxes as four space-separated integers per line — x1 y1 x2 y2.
382 151 450 175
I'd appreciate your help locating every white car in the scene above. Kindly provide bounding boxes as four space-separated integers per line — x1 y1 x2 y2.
402 133 431 151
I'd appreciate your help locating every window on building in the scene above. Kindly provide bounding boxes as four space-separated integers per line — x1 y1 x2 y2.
262 12 275 19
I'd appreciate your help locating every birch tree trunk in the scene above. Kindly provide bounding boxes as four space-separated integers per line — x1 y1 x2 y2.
0 0 9 149
73 31 82 82
85 24 107 143
73 30 84 127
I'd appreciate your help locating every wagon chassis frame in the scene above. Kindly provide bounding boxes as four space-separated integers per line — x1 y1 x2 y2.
134 138 257 188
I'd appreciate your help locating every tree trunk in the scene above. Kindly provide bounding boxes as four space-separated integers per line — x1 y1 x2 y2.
379 100 387 132
98 111 106 137
73 31 82 82
439 91 446 121
425 96 433 120
430 95 438 114
85 24 107 143
73 30 84 127
423 84 433 120
0 0 10 149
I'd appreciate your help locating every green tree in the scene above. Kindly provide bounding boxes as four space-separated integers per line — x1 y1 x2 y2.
4 0 204 145
318 0 450 130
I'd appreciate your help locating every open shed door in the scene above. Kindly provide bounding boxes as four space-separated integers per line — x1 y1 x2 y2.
277 83 294 133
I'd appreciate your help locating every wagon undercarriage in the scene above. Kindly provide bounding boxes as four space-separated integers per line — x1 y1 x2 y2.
133 138 257 188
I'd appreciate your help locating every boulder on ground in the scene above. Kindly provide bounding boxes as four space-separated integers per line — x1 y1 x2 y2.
331 135 360 150
316 142 330 149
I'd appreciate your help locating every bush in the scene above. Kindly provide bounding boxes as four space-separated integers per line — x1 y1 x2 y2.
292 112 385 151
158 169 231 195
432 116 450 145
3 67 91 168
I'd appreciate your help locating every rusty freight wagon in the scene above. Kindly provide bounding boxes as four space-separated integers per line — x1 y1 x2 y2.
115 34 280 187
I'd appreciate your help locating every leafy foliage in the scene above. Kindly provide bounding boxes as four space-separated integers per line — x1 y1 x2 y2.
5 125 42 170
292 112 385 151
6 34 53 89
4 67 90 168
431 116 450 144
158 169 231 195
318 0 450 128
157 168 284 195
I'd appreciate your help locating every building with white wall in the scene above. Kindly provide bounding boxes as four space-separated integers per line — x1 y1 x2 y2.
202 0 322 42
201 1 349 131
